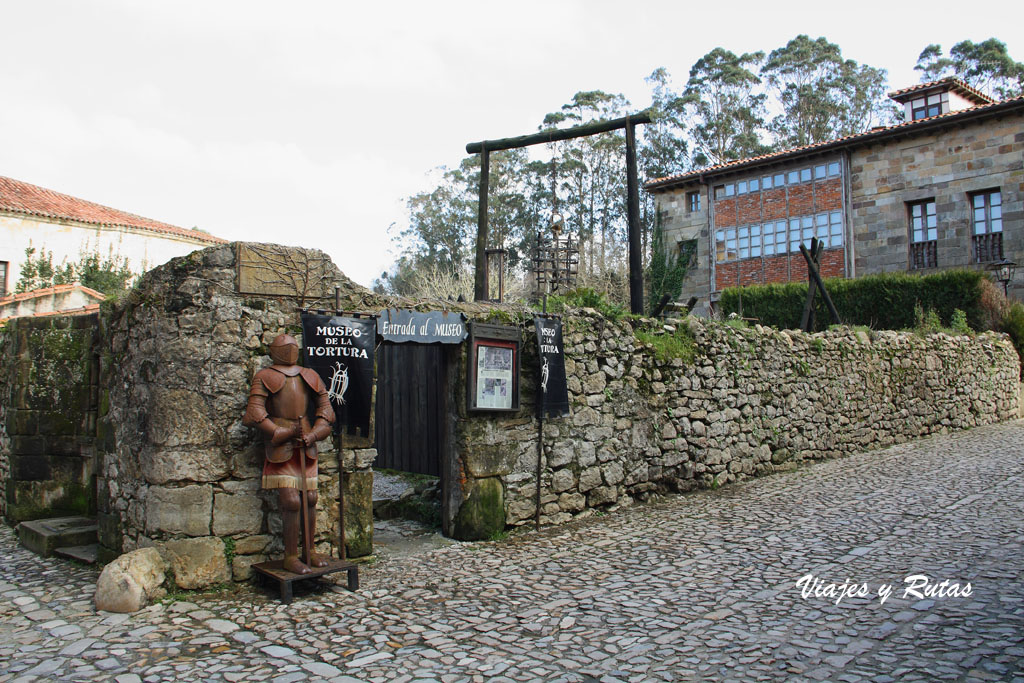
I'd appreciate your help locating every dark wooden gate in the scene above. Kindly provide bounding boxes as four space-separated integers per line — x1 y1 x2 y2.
374 343 445 477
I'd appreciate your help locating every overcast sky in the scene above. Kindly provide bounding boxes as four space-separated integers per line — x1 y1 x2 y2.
2 0 1021 286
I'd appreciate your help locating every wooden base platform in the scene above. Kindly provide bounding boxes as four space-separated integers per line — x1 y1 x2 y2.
252 557 359 604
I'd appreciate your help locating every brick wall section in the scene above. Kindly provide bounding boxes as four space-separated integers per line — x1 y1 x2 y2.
849 110 1024 294
0 314 99 523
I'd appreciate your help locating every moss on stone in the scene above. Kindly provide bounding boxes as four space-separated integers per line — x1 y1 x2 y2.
452 477 505 541
343 471 374 557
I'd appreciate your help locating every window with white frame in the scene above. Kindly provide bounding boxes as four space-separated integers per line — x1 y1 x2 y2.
909 199 938 269
971 189 1003 263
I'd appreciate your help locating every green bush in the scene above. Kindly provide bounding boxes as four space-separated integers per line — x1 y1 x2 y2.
720 270 1003 332
546 287 627 321
1001 302 1024 378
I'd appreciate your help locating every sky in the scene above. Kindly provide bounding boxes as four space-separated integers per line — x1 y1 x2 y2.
2 0 1022 287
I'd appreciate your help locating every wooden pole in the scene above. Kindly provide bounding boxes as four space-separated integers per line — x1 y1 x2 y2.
625 120 643 315
474 146 490 301
338 435 347 560
466 111 652 154
799 244 841 325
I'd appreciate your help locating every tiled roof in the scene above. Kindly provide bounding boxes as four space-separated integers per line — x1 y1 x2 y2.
0 176 226 245
887 77 993 105
645 93 1024 191
0 283 106 305
0 303 101 325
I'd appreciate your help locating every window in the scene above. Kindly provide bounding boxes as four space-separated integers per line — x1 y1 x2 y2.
971 190 1003 263
827 161 840 176
910 91 948 121
738 226 750 258
737 180 748 195
909 200 938 269
829 211 843 248
814 164 827 179
0 261 7 297
714 185 724 199
774 173 785 187
762 175 773 190
724 183 735 197
687 191 701 213
750 224 762 257
788 170 800 184
749 178 760 193
715 228 739 263
800 168 812 182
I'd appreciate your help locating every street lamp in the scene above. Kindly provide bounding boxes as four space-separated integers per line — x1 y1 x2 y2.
988 258 1017 296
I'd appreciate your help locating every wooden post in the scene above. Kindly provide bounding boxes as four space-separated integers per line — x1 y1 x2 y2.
625 120 643 315
474 146 490 301
467 112 652 307
799 243 841 325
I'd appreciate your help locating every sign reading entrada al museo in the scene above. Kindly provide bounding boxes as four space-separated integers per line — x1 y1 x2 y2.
377 308 468 344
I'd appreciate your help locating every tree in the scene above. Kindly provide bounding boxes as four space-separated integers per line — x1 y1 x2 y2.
915 39 1024 99
16 245 136 296
681 48 770 166
763 35 891 147
647 211 696 315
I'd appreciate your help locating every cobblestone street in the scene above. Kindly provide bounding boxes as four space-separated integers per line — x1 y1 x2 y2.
2 421 1023 682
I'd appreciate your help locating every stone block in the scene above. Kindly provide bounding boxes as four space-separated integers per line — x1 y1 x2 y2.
147 388 218 447
233 534 273 555
212 493 264 536
578 466 602 492
587 485 618 506
343 470 374 558
452 477 505 541
463 442 517 478
17 516 97 557
232 554 267 581
602 462 625 486
95 548 167 613
146 485 213 536
161 537 230 589
551 468 576 493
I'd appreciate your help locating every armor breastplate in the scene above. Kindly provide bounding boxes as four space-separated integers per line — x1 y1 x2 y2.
268 376 308 419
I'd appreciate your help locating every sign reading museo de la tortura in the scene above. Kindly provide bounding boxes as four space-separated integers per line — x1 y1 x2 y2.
300 314 375 437
377 308 468 344
533 316 569 418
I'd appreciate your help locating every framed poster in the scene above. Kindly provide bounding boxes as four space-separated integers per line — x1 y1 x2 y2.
466 323 520 413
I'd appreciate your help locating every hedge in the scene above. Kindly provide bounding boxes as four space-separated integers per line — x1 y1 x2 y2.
719 270 1005 332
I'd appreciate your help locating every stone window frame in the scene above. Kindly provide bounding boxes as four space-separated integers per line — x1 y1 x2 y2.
970 189 1003 264
908 199 938 270
0 260 7 297
687 190 701 213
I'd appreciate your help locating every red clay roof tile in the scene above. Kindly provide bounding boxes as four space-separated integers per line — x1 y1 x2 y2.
0 176 226 245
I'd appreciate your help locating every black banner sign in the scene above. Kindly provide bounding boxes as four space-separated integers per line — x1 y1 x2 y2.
533 316 569 418
301 314 375 437
377 309 468 344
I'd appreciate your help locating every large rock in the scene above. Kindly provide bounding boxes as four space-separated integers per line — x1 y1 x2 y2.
161 537 230 589
95 547 167 613
146 485 213 536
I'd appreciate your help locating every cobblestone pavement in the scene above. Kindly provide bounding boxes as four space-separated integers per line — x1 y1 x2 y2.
3 421 1024 682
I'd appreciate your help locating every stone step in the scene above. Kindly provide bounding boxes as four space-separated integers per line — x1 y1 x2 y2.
17 516 98 558
54 543 99 564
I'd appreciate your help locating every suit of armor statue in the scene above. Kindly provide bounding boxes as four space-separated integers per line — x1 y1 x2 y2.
243 334 335 574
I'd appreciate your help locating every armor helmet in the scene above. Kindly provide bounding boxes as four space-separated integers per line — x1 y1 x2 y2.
269 334 299 365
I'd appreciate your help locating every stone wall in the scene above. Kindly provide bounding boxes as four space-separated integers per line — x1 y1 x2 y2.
96 243 378 574
0 313 99 523
452 311 1020 536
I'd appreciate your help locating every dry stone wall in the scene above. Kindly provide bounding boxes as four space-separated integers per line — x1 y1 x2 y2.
0 314 99 523
455 311 1020 531
96 243 379 573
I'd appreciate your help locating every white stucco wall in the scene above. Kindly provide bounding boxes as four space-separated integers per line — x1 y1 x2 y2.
1 212 219 294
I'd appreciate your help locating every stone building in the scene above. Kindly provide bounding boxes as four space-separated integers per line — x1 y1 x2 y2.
0 175 226 299
646 78 1024 312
